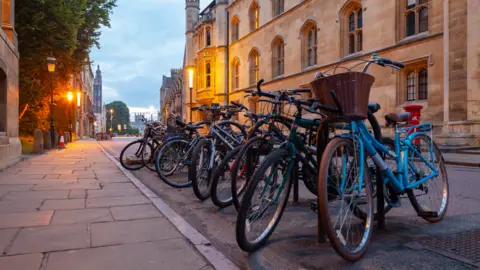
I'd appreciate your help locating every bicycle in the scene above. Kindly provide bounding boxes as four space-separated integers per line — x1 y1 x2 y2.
189 103 248 200
316 55 448 261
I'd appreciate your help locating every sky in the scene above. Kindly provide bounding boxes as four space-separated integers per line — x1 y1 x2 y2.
91 0 210 117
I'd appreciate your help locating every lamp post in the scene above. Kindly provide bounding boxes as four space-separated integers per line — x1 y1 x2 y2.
47 56 57 148
188 69 194 122
67 91 73 140
109 109 114 136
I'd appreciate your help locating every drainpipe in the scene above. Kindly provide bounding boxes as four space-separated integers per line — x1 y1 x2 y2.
226 11 230 105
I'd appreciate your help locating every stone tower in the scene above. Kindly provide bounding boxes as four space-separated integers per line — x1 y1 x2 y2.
93 65 102 114
184 0 199 120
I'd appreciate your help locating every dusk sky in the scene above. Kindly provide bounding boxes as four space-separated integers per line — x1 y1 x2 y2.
91 0 209 114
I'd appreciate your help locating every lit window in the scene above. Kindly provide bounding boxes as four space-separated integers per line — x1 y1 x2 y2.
249 49 260 85
232 16 240 42
249 1 260 32
206 62 211 88
232 58 240 90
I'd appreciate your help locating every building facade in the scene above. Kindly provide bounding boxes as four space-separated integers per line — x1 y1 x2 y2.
0 0 21 169
159 68 184 123
76 64 95 138
94 65 102 114
183 0 480 145
131 113 146 134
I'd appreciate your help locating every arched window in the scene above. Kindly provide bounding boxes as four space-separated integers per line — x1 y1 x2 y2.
272 37 285 78
198 30 204 49
273 0 284 17
301 22 317 69
206 27 211 46
249 1 260 32
405 0 429 37
232 58 240 90
249 49 260 85
231 16 240 42
347 9 362 55
206 62 211 88
0 70 6 132
405 68 428 101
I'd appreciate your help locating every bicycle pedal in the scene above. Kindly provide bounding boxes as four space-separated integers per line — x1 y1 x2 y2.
418 211 439 218
310 202 318 214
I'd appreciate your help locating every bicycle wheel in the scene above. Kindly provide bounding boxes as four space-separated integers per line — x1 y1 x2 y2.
231 136 273 211
155 138 192 188
119 140 150 171
318 137 374 262
236 148 292 252
143 139 158 172
406 134 449 223
217 120 248 146
211 146 242 208
189 139 216 200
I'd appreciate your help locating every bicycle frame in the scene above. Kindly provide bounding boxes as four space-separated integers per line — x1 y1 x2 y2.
344 120 439 194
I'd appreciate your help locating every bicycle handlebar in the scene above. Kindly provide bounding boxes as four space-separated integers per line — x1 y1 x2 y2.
378 57 405 69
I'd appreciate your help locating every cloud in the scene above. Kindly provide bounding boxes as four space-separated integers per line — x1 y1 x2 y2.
102 86 120 100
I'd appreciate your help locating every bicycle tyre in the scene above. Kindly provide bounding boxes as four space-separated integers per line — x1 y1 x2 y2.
190 139 215 201
211 145 242 208
119 140 148 171
143 140 159 172
236 148 292 252
155 138 193 188
318 137 374 262
406 134 449 223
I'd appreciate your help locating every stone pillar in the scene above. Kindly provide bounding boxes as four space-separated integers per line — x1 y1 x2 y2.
43 130 51 149
1 0 15 45
467 0 480 121
33 129 43 154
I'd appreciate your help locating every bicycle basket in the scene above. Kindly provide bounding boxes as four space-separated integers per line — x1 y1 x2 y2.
310 72 375 121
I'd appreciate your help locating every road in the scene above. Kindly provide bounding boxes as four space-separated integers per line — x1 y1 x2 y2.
100 137 480 269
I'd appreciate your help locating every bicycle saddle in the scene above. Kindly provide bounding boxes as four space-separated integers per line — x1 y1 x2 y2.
385 112 412 127
368 103 381 113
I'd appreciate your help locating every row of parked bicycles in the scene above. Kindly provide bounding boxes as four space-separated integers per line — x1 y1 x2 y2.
119 54 449 262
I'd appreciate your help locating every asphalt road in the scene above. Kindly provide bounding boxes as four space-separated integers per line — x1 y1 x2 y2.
100 137 480 269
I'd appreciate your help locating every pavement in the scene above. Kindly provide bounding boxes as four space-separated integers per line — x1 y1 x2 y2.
99 138 480 269
0 140 223 270
2 138 480 269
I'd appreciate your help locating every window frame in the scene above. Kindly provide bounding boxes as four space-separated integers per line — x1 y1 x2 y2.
249 49 260 86
272 37 285 78
231 16 240 42
205 61 211 88
232 58 240 91
249 1 260 32
403 0 429 39
402 65 429 102
206 27 212 47
302 22 318 69
273 0 284 17
346 9 363 55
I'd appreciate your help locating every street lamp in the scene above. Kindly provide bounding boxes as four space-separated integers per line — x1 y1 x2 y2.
188 68 194 122
109 109 114 136
67 92 73 139
47 56 56 148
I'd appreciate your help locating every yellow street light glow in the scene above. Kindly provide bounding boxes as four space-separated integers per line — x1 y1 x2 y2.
47 57 56 73
67 92 73 102
77 92 81 107
188 69 194 88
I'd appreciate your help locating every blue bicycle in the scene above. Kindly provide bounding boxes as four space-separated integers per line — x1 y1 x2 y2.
316 55 449 261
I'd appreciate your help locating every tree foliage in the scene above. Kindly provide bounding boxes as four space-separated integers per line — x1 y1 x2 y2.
105 101 130 134
16 0 117 135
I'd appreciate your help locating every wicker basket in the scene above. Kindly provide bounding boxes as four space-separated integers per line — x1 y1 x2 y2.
310 72 375 121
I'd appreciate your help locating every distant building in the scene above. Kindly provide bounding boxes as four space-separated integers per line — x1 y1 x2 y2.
131 113 146 134
77 63 95 138
159 69 183 123
94 104 106 134
94 65 102 114
0 0 20 170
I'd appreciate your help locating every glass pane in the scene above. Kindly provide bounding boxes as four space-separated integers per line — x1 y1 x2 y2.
349 13 355 32
419 8 428 33
418 69 428 100
406 12 416 36
206 75 211 88
308 30 313 47
206 63 210 74
407 72 416 101
357 10 363 29
407 0 415 9
206 28 211 46
349 34 355 54
357 32 362 52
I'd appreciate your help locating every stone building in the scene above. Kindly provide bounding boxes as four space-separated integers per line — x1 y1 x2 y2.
159 68 184 123
0 0 20 169
94 65 102 114
76 64 95 138
183 0 480 145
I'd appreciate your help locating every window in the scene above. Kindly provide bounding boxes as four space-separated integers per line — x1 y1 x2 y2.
198 31 204 49
272 37 285 77
301 22 317 69
347 10 363 54
206 62 211 88
206 27 211 46
232 58 240 90
273 0 284 17
405 68 428 101
231 16 240 42
249 49 260 85
405 0 428 37
198 61 204 89
249 1 260 32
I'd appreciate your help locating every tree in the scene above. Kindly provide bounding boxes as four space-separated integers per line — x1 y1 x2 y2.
105 101 130 134
16 0 117 135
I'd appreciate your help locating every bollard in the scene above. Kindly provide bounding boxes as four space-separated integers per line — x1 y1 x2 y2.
33 129 44 154
43 130 52 150
403 105 423 144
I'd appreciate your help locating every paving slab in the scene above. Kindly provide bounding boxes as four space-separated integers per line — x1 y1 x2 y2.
0 229 18 253
32 183 100 191
16 169 73 175
46 239 207 270
7 224 89 254
77 178 99 184
101 182 136 190
1 190 69 201
40 199 85 210
0 199 43 213
69 190 86 199
91 218 181 246
86 196 150 208
51 208 113 225
0 174 46 180
87 188 141 198
0 185 34 192
0 211 53 229
0 253 43 270
97 176 130 183
110 204 162 221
